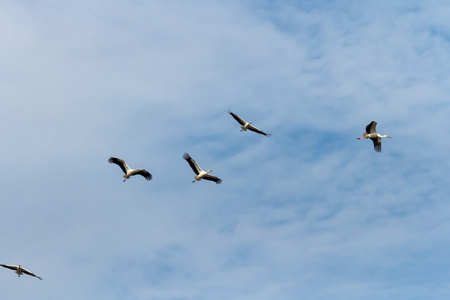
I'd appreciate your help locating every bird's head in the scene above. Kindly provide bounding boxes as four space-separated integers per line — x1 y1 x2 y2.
357 132 369 140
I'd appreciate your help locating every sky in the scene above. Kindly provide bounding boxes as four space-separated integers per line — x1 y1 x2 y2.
1 0 450 299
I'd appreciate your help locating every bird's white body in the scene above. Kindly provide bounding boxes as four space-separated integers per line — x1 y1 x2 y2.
369 133 390 139
240 122 252 132
194 169 213 182
123 168 140 181
15 266 24 277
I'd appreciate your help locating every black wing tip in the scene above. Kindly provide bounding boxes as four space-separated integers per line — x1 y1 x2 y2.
254 130 271 137
228 111 238 119
182 152 191 160
374 144 382 152
205 176 223 184
0 264 15 270
133 169 152 181
108 157 119 163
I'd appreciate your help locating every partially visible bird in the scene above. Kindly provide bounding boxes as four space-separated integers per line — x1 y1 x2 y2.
229 111 271 136
357 121 391 152
183 153 222 184
0 264 42 280
108 157 152 182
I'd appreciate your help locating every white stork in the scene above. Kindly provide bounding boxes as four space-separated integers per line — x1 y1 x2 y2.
229 111 271 136
183 153 222 184
108 157 152 182
0 264 42 280
357 121 391 152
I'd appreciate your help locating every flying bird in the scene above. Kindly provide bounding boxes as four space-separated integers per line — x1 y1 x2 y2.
183 152 222 184
108 157 152 182
0 264 42 280
229 111 271 136
357 121 391 152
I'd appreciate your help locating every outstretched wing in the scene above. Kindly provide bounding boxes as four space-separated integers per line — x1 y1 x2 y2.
21 268 43 280
371 138 381 152
366 121 377 134
248 125 271 136
203 174 223 184
183 153 202 175
229 112 246 126
134 169 152 181
0 264 17 271
108 157 130 174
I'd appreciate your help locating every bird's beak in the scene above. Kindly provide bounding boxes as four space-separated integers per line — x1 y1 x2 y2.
387 136 392 138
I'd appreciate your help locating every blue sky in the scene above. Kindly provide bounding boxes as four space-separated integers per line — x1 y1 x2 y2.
2 1 450 299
